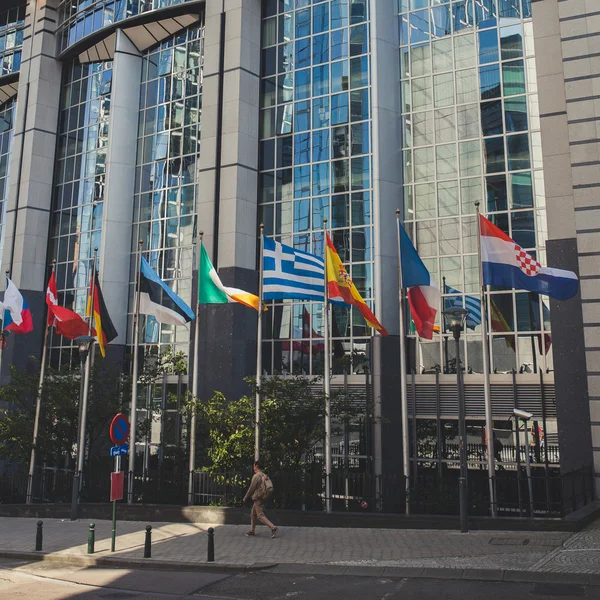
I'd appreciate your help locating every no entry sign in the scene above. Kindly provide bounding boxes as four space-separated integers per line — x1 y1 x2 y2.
110 413 130 446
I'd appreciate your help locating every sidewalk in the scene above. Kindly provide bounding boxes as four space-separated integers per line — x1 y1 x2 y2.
2 515 599 577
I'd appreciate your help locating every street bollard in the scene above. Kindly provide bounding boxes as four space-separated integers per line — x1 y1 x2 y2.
35 521 43 551
207 527 215 562
88 523 95 554
144 525 152 558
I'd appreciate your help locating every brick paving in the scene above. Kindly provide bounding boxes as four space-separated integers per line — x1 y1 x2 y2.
0 516 587 572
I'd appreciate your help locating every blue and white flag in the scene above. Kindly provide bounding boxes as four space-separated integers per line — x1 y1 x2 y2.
444 284 482 330
263 237 325 301
139 257 195 326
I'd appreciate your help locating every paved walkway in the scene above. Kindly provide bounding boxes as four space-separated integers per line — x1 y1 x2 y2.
3 516 599 574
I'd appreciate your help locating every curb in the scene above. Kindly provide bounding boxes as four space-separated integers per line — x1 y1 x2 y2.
0 550 276 574
0 551 598 587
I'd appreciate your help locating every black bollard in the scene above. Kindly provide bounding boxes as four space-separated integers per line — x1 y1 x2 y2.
144 525 152 558
35 521 43 552
207 527 214 562
88 523 95 554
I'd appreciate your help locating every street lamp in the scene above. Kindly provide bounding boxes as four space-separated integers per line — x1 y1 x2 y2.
70 335 95 521
443 307 469 533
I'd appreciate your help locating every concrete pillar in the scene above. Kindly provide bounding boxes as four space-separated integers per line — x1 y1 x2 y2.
98 29 142 345
194 0 261 401
1 0 62 378
370 0 402 335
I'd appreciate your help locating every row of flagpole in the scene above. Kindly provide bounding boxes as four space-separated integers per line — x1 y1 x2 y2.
16 200 575 512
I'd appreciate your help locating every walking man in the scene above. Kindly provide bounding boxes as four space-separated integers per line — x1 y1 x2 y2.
243 461 278 538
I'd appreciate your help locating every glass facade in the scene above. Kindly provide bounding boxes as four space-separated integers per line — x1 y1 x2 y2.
0 3 25 76
0 98 15 267
259 0 373 376
129 24 204 358
399 0 551 375
57 0 199 53
48 60 113 366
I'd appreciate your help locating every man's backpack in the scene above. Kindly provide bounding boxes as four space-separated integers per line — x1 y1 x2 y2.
259 473 274 500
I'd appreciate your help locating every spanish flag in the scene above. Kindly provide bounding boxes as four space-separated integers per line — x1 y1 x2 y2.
87 272 118 357
325 233 388 336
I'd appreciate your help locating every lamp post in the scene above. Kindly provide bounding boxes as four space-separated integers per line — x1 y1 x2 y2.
70 335 95 521
443 307 469 533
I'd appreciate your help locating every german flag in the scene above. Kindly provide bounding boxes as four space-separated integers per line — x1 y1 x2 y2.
87 272 118 357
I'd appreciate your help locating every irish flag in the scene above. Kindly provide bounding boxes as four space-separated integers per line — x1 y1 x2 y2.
199 243 260 311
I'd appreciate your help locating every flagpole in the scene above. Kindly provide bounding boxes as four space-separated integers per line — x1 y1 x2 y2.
475 201 497 517
323 218 332 514
255 224 264 463
26 261 55 504
188 231 203 505
127 240 144 505
396 210 411 516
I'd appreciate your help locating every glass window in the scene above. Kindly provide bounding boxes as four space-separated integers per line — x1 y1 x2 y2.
432 38 453 73
500 25 523 60
295 38 311 68
434 73 454 107
351 122 370 155
457 104 479 139
435 108 456 143
453 1 474 33
294 101 311 132
431 5 452 38
313 96 330 128
261 139 275 170
332 159 350 192
332 125 349 158
481 100 503 136
412 76 432 110
313 33 329 64
279 12 293 43
277 135 293 167
511 171 533 208
411 10 430 44
296 7 311 38
414 111 434 146
478 29 499 64
505 96 528 132
313 129 330 162
332 60 349 92
459 140 481 176
313 2 330 33
294 132 310 164
498 0 521 19
278 73 294 103
485 136 506 173
295 68 311 99
507 133 530 170
313 162 331 196
461 178 482 215
313 64 329 96
487 175 508 212
351 156 370 190
439 219 461 255
480 64 501 99
416 220 437 257
350 56 369 89
332 0 349 29
438 180 459 217
511 210 535 248
476 0 497 28
262 17 277 47
456 69 478 104
350 24 368 56
294 166 310 198
436 143 457 179
351 88 369 121
331 28 349 60
414 146 434 181
332 92 350 124
294 199 310 231
261 77 277 107
415 183 436 219
411 43 431 77
503 60 526 96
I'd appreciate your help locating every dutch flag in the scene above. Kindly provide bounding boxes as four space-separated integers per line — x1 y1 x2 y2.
480 214 579 301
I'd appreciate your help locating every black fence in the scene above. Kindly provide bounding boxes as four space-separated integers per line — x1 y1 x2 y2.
3 462 593 519
416 443 560 466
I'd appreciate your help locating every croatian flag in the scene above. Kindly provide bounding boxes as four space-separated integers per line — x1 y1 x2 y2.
399 222 440 340
1 277 33 334
480 214 579 301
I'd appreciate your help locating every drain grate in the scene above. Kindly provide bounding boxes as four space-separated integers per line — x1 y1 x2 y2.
489 537 530 546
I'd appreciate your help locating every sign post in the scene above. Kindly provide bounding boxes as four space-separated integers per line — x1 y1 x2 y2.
109 414 130 552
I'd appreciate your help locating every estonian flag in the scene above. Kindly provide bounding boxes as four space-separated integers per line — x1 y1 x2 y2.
139 257 195 326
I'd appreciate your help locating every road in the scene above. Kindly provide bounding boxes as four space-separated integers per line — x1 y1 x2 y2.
0 559 596 600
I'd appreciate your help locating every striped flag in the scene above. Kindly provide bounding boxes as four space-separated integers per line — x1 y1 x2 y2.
263 237 325 301
443 284 482 330
87 272 117 358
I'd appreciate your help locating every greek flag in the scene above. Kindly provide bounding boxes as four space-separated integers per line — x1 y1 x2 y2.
263 237 325 301
444 284 482 330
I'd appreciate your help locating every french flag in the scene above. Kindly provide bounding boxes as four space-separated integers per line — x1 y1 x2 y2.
1 277 33 334
480 214 579 301
399 222 440 340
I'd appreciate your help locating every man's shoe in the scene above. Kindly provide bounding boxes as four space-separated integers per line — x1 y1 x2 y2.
270 527 278 538
245 531 255 537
